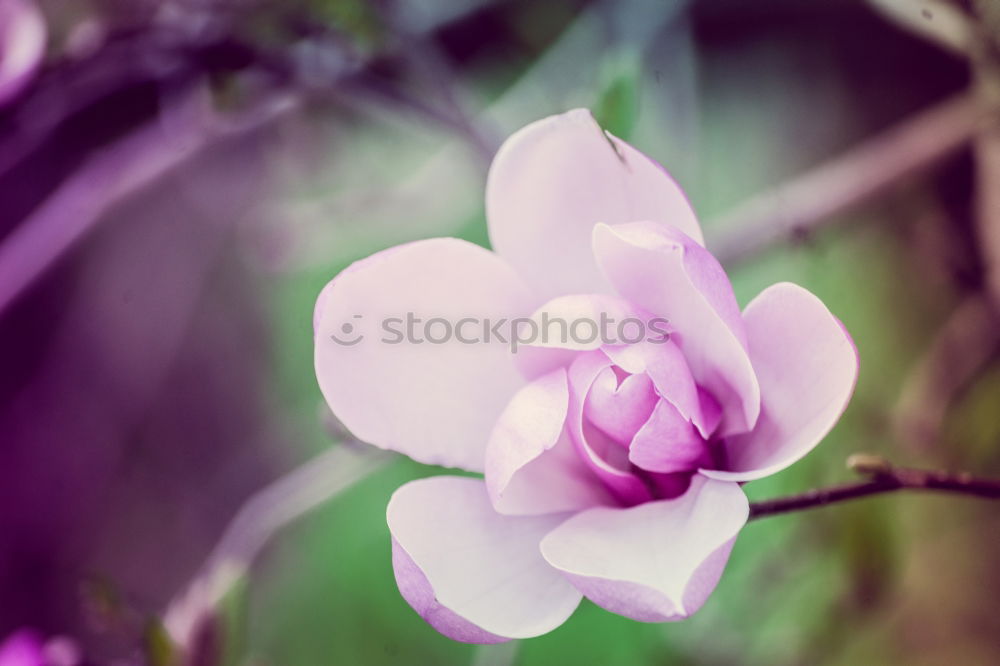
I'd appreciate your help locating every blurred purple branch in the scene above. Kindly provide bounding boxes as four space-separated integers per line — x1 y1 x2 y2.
338 71 497 165
383 3 500 161
0 3 505 311
748 454 1000 521
709 92 986 266
322 3 499 167
162 444 392 651
0 93 297 314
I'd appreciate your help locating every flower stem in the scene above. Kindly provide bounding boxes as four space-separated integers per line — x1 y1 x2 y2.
747 454 1000 521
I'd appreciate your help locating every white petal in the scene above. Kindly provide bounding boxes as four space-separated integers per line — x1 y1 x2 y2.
314 239 534 471
487 109 703 300
388 477 582 642
485 368 614 515
702 282 858 482
593 221 760 435
540 475 747 622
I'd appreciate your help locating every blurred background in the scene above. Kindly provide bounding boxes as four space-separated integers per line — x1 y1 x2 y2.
2 0 999 664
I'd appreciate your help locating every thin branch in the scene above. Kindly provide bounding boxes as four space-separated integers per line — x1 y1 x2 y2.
379 3 500 164
708 92 985 266
338 72 496 165
0 93 298 315
162 444 393 649
748 454 1000 521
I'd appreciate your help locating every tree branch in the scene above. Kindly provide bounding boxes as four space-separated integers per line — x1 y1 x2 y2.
163 444 393 649
748 454 1000 521
709 92 985 266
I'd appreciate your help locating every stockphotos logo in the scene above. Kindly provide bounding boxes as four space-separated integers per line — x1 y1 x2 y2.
328 312 670 353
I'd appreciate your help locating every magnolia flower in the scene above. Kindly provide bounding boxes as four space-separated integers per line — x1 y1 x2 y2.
0 631 79 666
314 109 858 642
0 631 44 666
0 0 46 107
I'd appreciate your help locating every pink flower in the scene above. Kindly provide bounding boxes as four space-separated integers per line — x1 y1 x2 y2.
0 631 44 666
314 109 858 642
0 0 46 107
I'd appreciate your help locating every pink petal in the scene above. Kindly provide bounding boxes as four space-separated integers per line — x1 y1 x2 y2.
568 352 652 505
388 477 582 642
0 630 44 666
0 0 45 107
629 399 710 473
314 239 534 472
702 283 859 482
593 221 760 435
539 475 747 622
312 278 335 338
486 109 703 301
585 368 657 444
602 340 721 438
525 293 644 351
511 293 647 380
485 368 613 515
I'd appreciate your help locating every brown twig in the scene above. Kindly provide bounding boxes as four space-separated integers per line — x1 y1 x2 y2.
748 454 1000 521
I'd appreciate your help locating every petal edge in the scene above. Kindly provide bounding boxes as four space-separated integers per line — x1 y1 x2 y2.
540 475 747 622
703 282 859 482
388 477 582 641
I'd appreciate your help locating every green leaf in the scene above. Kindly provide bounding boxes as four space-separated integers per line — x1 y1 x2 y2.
593 50 642 140
144 619 178 666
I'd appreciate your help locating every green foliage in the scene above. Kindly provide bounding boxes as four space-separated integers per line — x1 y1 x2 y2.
144 620 178 666
593 51 642 140
315 0 385 50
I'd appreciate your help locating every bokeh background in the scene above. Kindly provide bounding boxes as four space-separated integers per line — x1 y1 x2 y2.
3 0 1000 664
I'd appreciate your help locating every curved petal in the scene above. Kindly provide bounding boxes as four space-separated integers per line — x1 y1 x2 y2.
314 238 534 472
526 293 644 352
539 476 747 622
486 109 703 300
568 352 652 505
0 0 45 107
388 477 582 642
585 368 657 444
602 340 721 438
512 293 647 380
485 368 613 515
628 399 710 473
702 283 859 482
593 221 759 435
312 278 335 338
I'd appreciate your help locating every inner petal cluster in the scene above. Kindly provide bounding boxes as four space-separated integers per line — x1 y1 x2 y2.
565 346 722 506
